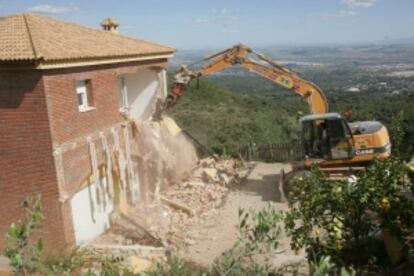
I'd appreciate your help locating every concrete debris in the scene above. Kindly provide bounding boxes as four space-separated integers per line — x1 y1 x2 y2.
108 213 163 247
202 168 219 183
86 236 167 274
164 179 228 214
126 256 153 274
160 195 195 216
200 157 216 168
219 173 231 185
88 244 167 258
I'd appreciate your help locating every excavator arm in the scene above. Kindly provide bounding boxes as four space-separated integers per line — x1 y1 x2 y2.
165 44 328 114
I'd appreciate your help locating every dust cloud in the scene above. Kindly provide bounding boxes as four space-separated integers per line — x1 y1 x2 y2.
132 116 198 199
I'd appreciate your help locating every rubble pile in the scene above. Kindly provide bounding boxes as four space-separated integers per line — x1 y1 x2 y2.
90 112 251 257
162 157 248 214
159 157 249 246
94 156 249 251
94 213 163 246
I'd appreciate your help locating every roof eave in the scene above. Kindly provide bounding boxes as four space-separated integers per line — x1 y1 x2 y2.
36 52 174 70
0 59 41 70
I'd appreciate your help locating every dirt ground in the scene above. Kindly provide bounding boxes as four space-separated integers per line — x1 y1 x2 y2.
178 162 306 270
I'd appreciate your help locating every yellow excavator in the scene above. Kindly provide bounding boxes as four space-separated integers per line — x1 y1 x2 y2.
164 44 391 179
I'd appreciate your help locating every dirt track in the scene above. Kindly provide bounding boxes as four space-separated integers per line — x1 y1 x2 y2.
179 162 303 268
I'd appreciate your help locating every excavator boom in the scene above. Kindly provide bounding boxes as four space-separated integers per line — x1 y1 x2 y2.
165 44 328 114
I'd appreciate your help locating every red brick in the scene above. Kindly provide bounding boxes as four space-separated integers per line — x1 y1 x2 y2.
0 58 168 252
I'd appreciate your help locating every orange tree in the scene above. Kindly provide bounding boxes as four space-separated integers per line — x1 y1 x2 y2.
284 157 414 271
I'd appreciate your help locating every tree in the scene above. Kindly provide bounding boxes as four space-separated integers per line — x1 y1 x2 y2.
390 111 405 158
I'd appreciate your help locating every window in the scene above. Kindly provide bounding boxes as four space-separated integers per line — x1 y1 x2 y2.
76 80 94 112
118 76 129 113
327 119 346 140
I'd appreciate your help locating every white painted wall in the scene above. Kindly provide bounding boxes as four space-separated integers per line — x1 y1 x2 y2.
159 69 168 99
122 68 161 121
70 176 113 246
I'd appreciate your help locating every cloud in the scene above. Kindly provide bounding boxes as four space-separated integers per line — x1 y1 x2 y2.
195 18 209 24
322 0 377 20
28 4 79 14
194 8 239 33
342 0 378 8
322 9 357 20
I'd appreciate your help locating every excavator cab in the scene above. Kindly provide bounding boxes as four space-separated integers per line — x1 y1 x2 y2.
301 113 354 161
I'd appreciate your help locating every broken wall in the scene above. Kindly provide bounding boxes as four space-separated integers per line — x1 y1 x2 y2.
42 60 169 246
119 68 167 121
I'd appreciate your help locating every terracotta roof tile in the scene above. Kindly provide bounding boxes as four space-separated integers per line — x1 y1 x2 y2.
0 13 174 63
0 14 36 60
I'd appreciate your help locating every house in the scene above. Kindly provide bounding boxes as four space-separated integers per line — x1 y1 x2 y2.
0 13 174 252
345 87 361 93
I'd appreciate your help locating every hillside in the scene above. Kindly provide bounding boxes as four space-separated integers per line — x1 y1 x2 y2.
170 79 300 158
170 75 414 159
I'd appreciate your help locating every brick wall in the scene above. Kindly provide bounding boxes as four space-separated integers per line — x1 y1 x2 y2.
43 59 168 200
43 59 168 146
0 58 168 252
0 70 68 252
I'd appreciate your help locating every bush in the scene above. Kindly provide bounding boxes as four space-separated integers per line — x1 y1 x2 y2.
284 158 414 271
5 194 47 275
4 195 137 276
141 256 207 276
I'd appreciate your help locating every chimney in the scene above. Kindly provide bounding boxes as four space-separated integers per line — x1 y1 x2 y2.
101 17 119 34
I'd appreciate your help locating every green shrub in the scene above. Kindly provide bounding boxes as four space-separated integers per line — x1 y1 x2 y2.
284 158 414 271
4 195 136 276
5 194 47 275
141 256 206 276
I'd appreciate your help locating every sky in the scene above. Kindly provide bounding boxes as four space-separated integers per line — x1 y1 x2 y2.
1 0 414 50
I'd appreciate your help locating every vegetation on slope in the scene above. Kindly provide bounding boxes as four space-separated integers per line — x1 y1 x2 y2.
170 79 300 158
171 72 414 159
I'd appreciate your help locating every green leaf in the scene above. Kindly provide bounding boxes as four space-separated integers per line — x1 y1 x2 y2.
36 239 43 252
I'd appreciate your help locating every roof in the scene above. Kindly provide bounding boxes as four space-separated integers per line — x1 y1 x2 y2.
300 113 342 122
0 13 174 67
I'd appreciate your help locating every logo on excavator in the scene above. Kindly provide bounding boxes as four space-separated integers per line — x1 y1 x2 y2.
355 148 374 155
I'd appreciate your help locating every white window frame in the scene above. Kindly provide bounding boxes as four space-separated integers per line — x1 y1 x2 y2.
76 80 94 112
119 76 129 113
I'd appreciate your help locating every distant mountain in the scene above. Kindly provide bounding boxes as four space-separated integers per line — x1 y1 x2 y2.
170 42 414 70
391 35 414 45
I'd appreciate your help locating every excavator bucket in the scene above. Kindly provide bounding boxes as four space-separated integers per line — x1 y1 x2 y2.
163 83 186 111
163 93 178 111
